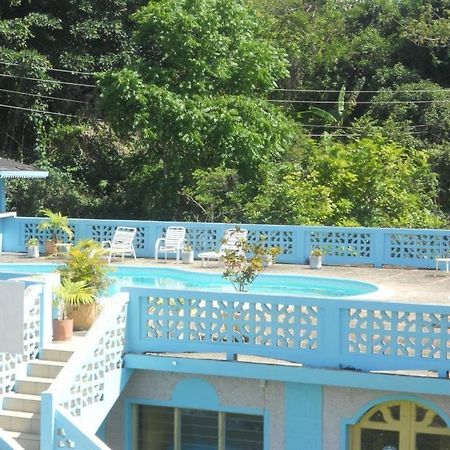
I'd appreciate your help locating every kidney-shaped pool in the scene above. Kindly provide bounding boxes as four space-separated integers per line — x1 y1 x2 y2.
0 263 378 298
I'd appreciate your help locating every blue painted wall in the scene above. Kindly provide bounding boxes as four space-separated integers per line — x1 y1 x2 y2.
5 215 450 268
285 383 323 450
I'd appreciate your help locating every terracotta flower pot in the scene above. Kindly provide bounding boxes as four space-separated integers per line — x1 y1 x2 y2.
44 240 58 256
70 304 99 331
53 319 73 341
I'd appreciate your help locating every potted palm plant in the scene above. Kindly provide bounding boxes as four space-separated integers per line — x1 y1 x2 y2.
38 208 74 256
26 237 40 258
53 279 95 341
58 239 111 330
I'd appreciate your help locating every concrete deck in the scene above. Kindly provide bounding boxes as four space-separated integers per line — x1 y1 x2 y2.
1 252 450 304
4 252 446 378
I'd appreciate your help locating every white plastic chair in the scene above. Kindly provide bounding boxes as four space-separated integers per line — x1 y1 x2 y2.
198 228 248 267
101 227 137 263
155 226 186 263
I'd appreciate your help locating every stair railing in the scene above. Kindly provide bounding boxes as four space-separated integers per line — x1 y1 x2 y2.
41 292 129 450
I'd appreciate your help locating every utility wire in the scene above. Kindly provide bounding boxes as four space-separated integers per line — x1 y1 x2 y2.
0 102 83 118
300 123 427 129
309 130 427 137
270 99 450 105
0 87 88 104
0 61 97 77
274 88 450 94
0 73 96 88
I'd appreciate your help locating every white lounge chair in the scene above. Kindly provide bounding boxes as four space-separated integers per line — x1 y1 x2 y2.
155 226 186 263
101 227 137 263
198 228 248 267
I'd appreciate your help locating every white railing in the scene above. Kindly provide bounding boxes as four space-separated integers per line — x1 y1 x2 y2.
0 429 25 449
41 293 129 450
0 284 42 394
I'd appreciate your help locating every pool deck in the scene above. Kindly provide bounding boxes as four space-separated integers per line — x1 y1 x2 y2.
2 252 450 305
3 252 448 378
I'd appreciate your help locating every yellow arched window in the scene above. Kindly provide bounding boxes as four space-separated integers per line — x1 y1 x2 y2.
350 400 450 450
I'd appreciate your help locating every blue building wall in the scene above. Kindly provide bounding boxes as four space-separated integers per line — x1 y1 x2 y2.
285 383 323 450
104 367 450 450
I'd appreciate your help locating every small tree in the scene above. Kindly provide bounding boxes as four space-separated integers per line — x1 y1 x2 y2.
222 235 279 292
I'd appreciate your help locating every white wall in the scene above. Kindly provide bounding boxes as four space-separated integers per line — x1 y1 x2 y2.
0 281 25 354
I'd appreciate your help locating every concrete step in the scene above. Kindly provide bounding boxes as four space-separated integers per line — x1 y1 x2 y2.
2 393 41 413
7 431 40 450
39 348 73 363
27 360 65 379
0 410 40 434
14 376 52 395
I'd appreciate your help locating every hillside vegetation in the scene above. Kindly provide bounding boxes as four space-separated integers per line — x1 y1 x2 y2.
1 0 449 227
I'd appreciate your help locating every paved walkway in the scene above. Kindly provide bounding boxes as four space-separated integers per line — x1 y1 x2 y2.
2 252 450 304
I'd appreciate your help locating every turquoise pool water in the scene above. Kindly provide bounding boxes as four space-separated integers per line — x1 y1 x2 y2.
0 263 378 297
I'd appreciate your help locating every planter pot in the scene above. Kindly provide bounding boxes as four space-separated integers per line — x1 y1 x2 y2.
44 240 58 256
27 245 39 258
70 303 99 331
53 318 73 341
182 250 194 264
309 255 323 269
263 255 273 267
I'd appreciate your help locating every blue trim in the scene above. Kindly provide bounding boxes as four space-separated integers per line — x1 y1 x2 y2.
124 376 268 450
0 179 5 213
172 378 219 409
285 383 322 450
339 393 450 450
125 354 450 396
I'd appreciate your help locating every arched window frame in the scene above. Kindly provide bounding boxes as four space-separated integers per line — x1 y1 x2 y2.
340 395 450 450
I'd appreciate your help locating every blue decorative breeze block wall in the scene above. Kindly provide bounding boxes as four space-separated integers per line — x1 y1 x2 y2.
125 287 450 378
3 216 450 268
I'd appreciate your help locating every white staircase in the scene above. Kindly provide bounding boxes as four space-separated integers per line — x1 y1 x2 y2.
0 348 73 450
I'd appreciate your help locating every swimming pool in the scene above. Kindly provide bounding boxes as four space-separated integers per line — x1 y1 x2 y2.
0 263 378 298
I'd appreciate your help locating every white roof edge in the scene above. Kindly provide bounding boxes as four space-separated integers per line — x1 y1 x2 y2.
0 171 49 179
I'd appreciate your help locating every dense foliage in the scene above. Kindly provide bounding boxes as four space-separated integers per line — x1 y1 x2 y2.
0 0 449 227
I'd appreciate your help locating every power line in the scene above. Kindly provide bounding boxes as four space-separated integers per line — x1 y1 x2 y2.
300 123 427 129
274 88 450 94
0 88 88 105
0 73 96 88
270 99 450 105
0 61 97 77
0 102 93 119
308 130 427 138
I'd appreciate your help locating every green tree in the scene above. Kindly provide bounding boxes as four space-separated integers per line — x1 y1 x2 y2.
99 0 297 220
248 135 443 228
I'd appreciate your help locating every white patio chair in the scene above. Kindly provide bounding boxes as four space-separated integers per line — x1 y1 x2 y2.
101 227 137 263
155 226 186 263
198 228 248 267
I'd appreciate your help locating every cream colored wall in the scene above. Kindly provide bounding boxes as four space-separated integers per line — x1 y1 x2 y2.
105 371 284 450
323 386 450 450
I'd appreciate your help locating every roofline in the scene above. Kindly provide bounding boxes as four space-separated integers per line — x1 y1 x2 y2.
0 171 49 179
125 353 450 396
